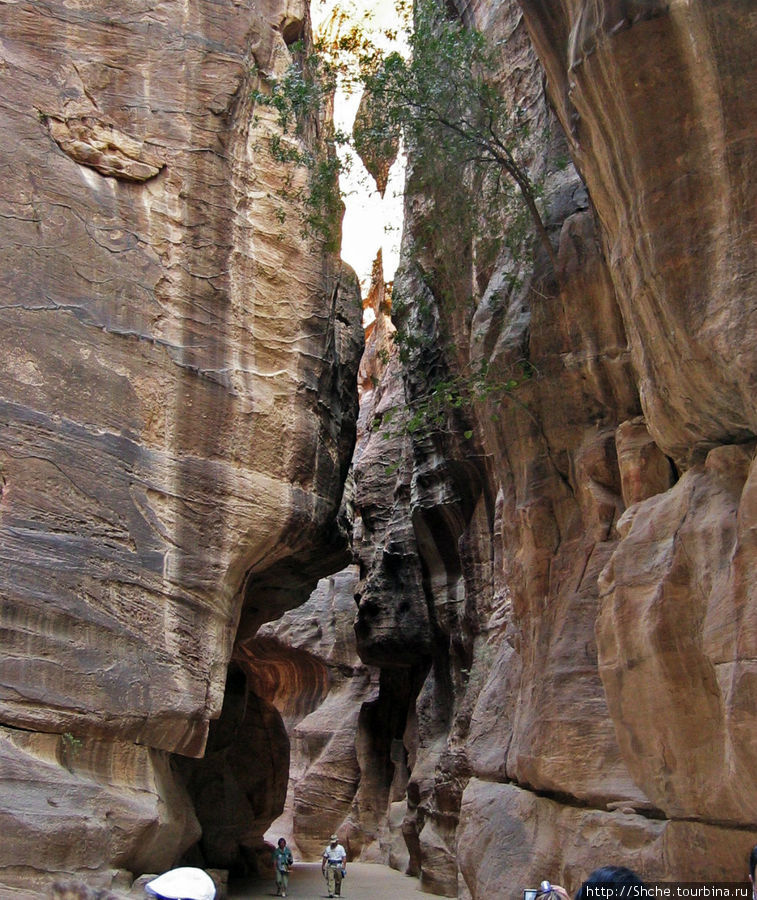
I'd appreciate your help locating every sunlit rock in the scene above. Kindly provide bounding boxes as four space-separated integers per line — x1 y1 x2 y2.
0 725 198 895
0 0 361 889
598 443 757 825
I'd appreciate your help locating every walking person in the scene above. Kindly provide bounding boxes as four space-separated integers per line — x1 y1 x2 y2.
272 837 294 898
321 833 347 898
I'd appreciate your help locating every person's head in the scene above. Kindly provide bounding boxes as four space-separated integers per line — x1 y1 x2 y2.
278 838 286 849
575 866 643 900
536 881 571 900
749 846 757 893
330 834 338 846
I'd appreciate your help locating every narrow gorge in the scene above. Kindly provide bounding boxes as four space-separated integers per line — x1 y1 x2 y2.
0 1 754 898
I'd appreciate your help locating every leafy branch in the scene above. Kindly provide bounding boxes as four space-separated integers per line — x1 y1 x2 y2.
344 0 557 268
375 354 538 444
254 0 554 445
252 0 556 267
250 50 345 251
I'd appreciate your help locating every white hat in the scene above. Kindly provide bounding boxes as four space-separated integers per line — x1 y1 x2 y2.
145 867 216 900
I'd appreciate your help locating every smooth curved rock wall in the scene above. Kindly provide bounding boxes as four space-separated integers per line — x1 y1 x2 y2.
0 0 362 891
341 0 756 897
0 725 199 898
254 568 377 860
518 0 757 465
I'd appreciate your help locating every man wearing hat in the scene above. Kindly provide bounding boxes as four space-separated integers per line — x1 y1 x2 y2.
321 833 347 898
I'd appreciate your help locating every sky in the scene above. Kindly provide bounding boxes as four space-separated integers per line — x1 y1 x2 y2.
311 0 406 292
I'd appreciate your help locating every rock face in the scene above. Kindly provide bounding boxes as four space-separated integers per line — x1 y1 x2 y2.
300 0 756 897
253 258 428 870
597 443 757 825
0 0 362 892
255 567 377 860
0 725 199 897
521 0 757 466
513 0 757 837
2 0 755 896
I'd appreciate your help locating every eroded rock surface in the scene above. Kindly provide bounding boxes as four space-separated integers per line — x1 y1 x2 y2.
518 0 757 465
598 442 757 826
0 0 361 890
45 115 166 182
319 0 757 896
0 725 198 898
255 259 426 868
254 567 376 860
2 0 755 895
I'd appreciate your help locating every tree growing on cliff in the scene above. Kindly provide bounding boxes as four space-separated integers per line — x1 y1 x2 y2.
253 0 555 268
350 0 556 269
253 0 552 443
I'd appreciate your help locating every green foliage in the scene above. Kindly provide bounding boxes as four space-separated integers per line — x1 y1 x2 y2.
255 0 550 442
344 0 555 268
350 0 553 443
374 355 537 444
406 358 536 435
251 53 344 251
61 731 83 772
253 0 554 263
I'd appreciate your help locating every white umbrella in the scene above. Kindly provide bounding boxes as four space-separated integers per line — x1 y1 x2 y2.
144 867 216 900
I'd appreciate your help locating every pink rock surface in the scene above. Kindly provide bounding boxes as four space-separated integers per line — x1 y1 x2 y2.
0 0 361 888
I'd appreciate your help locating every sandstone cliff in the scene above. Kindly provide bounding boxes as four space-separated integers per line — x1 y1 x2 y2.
0 0 362 894
1 0 755 897
284 0 756 896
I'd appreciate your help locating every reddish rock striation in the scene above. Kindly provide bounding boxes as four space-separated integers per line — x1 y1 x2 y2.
0 0 361 892
254 257 430 869
319 0 757 897
254 567 376 860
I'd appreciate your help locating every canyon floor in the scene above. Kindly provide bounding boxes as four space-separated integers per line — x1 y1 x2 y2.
229 862 448 900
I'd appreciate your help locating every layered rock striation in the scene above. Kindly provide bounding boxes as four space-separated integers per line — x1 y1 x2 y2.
0 0 361 893
297 0 756 896
254 567 377 860
1 0 755 896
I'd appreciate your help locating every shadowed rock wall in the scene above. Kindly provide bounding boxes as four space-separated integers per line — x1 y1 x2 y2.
2 0 754 895
518 0 757 464
330 0 756 897
252 568 376 860
0 0 362 893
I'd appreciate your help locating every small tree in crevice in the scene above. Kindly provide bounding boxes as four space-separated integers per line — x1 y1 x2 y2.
254 0 553 438
253 0 555 268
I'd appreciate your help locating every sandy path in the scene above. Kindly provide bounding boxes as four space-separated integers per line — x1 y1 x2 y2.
228 861 449 900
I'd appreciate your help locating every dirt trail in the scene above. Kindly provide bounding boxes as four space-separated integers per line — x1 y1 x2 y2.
228 861 449 900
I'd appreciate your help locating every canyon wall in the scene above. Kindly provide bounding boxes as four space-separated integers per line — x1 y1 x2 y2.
256 268 427 869
0 0 362 895
1 0 755 897
278 0 755 897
